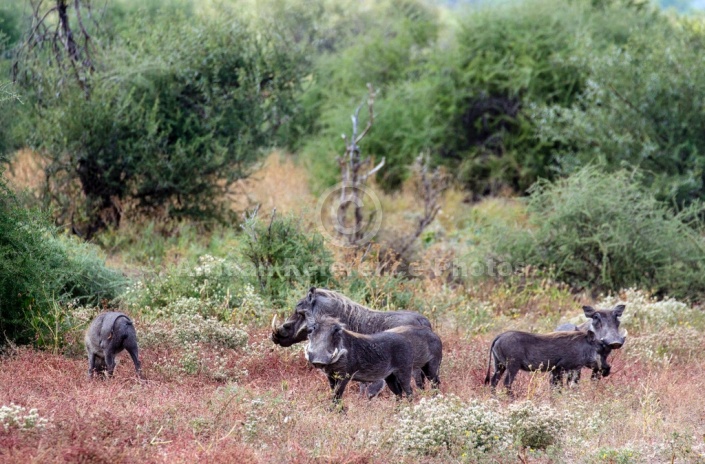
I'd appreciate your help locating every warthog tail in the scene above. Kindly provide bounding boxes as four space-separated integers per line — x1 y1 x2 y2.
484 335 499 385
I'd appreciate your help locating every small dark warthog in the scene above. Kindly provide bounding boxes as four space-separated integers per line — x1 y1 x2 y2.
484 330 604 394
85 312 144 380
272 287 432 396
557 304 626 383
305 316 416 403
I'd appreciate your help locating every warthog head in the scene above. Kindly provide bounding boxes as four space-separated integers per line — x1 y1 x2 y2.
271 288 317 347
305 317 348 369
583 304 626 349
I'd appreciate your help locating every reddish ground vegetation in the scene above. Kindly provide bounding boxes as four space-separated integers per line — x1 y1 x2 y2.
1 328 704 462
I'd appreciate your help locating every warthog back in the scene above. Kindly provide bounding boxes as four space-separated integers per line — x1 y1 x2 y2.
85 311 143 380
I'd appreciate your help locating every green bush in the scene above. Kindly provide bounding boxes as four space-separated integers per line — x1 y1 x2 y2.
0 180 125 345
293 0 667 194
241 210 335 307
533 14 705 206
393 395 511 457
488 167 705 299
15 8 306 234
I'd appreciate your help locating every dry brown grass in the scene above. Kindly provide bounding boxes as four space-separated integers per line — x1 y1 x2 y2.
227 151 315 216
4 149 46 198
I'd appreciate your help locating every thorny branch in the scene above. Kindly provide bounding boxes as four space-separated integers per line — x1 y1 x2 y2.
13 0 99 92
396 154 450 258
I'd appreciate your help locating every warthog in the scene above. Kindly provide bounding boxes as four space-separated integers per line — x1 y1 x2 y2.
557 304 626 383
85 312 144 380
484 330 604 394
271 287 432 396
305 316 415 403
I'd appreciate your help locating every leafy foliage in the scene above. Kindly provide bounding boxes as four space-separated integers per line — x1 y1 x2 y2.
14 8 306 235
0 181 125 344
293 0 667 194
488 167 705 299
241 210 335 307
534 16 705 206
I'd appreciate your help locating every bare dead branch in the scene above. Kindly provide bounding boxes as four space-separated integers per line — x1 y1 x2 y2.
335 84 384 247
14 0 96 91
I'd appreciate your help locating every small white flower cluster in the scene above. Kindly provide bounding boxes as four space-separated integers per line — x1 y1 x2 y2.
241 395 292 445
507 400 568 450
189 255 242 303
190 254 229 278
393 395 511 457
66 305 100 327
140 297 248 350
626 327 702 366
0 404 50 432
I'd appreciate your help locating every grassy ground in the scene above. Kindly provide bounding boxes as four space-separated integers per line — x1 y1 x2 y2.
1 325 704 463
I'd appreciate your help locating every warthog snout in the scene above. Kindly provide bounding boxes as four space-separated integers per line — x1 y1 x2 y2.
602 329 627 349
306 346 344 368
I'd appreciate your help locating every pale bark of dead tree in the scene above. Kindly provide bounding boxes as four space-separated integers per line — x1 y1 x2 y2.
336 84 385 247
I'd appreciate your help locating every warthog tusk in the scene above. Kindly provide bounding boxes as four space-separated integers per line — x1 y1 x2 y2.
620 328 628 339
330 347 346 363
271 314 278 331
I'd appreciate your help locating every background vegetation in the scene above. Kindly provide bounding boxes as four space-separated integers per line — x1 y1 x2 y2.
1 0 705 462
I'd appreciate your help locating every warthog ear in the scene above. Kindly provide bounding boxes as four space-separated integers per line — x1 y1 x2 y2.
582 306 597 318
586 330 597 342
613 304 625 318
307 287 317 304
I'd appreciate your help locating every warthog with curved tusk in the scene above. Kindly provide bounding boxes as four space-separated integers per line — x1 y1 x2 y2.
305 316 416 404
85 311 144 380
556 304 627 384
271 287 432 397
484 329 604 396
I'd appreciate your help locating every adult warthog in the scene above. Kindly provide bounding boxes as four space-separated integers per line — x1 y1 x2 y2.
271 287 432 396
484 330 605 395
557 304 626 383
85 311 144 380
305 316 416 404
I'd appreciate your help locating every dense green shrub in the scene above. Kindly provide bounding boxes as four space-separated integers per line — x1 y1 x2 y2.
292 0 442 190
241 210 335 307
295 0 665 194
533 15 705 206
14 8 305 235
0 178 125 345
487 167 705 299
